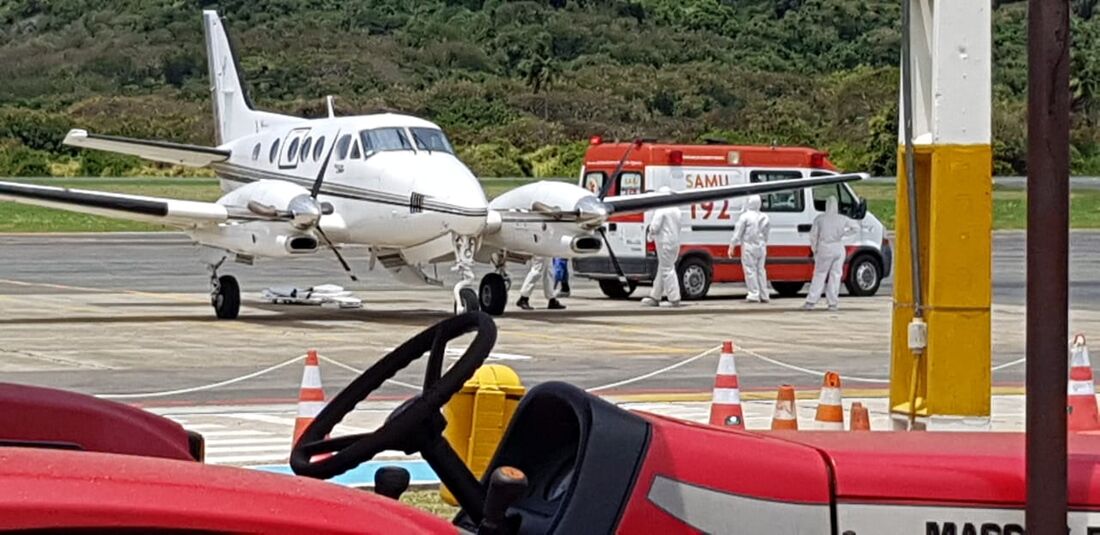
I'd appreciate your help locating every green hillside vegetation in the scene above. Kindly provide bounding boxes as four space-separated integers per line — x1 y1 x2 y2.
0 0 1098 179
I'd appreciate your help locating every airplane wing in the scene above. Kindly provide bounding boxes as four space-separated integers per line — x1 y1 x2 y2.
63 129 230 167
602 173 867 215
0 181 272 228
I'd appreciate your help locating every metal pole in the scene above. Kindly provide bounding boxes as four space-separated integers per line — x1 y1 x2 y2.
901 0 924 319
901 0 927 430
1026 0 1070 532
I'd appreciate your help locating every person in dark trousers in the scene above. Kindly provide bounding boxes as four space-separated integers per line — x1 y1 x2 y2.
516 256 566 310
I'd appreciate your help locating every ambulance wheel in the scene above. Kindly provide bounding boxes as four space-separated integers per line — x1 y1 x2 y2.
772 282 805 298
213 275 240 320
845 254 882 297
677 257 711 301
455 287 480 314
478 273 508 316
598 279 636 299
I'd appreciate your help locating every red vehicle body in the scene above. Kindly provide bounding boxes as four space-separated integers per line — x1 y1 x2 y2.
574 140 892 301
3 380 1099 534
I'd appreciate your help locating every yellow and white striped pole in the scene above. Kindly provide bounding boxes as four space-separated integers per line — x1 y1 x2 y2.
889 0 993 430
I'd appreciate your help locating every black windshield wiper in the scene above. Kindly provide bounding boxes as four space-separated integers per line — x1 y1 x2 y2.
411 131 433 155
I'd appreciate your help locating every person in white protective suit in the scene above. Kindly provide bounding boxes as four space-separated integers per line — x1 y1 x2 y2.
727 195 771 303
516 256 565 310
641 187 683 307
804 196 855 311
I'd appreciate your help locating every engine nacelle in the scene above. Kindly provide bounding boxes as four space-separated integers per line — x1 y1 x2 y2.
483 222 602 258
190 222 319 258
217 179 315 213
485 181 606 257
489 181 595 217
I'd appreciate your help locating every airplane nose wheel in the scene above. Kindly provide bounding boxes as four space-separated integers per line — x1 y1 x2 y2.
478 273 508 316
211 274 240 320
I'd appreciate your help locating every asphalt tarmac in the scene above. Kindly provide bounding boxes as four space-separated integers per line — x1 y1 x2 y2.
2 231 1099 407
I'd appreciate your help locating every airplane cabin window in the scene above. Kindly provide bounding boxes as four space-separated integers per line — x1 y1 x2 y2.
300 138 313 162
335 134 352 161
359 128 413 155
313 136 326 161
251 143 261 161
409 127 454 154
349 139 362 159
287 138 300 162
269 139 280 164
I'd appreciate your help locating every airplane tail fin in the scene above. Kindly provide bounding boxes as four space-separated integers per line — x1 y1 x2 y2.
202 11 296 144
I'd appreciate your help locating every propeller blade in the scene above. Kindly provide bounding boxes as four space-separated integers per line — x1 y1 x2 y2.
597 227 630 288
317 227 358 282
598 137 642 200
310 129 341 199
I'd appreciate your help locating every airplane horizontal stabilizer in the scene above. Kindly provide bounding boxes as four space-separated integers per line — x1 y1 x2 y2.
63 129 230 168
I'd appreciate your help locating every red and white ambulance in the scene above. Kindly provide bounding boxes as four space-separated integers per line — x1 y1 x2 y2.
573 139 892 300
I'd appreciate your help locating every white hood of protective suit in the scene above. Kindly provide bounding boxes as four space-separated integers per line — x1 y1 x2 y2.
812 195 850 251
732 195 769 249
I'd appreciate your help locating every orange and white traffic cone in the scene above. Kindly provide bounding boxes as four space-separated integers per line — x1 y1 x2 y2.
1068 334 1100 432
850 402 871 431
814 371 844 430
771 385 798 430
709 341 744 429
293 349 327 447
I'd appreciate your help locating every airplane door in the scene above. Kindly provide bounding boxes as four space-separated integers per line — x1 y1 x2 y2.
279 128 310 169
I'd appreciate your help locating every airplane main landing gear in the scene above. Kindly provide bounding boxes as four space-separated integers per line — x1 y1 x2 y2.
478 273 508 316
208 258 240 320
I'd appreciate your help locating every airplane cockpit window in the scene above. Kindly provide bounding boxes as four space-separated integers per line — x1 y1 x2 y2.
360 128 413 156
409 127 454 154
349 138 362 159
313 136 325 161
335 134 352 161
251 143 261 161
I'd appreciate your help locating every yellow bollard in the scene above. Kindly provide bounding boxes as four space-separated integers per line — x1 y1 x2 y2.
439 364 525 505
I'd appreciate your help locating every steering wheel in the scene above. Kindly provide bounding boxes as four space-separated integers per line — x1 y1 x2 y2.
290 312 495 522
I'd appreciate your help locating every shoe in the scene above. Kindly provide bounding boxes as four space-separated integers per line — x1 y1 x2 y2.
668 300 682 308
761 297 771 303
641 297 659 307
801 302 815 310
746 296 761 303
828 304 839 311
547 299 566 310
558 291 571 298
516 297 533 310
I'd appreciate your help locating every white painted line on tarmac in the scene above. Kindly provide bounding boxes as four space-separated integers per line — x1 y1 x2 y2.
200 430 272 438
206 452 290 464
223 413 298 426
206 437 290 446
179 423 225 431
206 445 291 454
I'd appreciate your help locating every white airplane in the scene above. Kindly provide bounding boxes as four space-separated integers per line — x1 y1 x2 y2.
0 11 864 319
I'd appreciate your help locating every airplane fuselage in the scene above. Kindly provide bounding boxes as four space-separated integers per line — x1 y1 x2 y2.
210 113 489 249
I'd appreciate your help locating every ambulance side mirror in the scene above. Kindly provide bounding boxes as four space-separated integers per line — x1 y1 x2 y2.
852 198 868 220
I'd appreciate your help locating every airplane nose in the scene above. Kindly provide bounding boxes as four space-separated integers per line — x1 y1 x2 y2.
405 156 488 234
